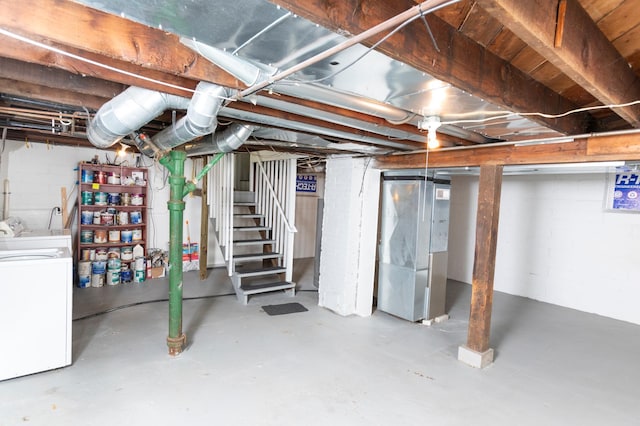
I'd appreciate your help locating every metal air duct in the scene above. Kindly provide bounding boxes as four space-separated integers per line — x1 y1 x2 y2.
184 123 255 156
151 83 229 152
87 86 189 149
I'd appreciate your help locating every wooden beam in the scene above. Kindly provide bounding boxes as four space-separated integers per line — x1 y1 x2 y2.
467 163 503 353
0 78 109 110
0 0 240 90
374 132 640 169
269 0 595 135
477 0 640 127
0 58 125 99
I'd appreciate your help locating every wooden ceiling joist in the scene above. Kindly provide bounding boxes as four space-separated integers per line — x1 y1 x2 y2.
477 0 640 128
270 0 595 135
374 132 640 169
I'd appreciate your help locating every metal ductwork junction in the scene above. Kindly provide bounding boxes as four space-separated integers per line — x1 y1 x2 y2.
184 123 255 157
87 81 249 157
150 83 229 154
87 87 189 149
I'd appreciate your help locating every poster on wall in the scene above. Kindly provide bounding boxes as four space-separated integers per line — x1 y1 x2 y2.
606 167 640 212
296 174 317 193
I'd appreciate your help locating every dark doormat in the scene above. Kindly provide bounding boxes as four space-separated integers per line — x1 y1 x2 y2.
262 302 308 316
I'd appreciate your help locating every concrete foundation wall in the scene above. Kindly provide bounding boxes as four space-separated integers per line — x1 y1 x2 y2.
448 173 640 325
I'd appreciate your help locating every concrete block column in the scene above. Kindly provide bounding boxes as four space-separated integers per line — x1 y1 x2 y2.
318 157 380 317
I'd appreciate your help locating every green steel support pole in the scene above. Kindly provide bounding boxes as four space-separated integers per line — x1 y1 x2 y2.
160 150 188 356
159 151 226 356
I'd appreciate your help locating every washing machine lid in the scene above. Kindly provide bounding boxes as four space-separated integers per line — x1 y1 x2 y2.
0 247 71 262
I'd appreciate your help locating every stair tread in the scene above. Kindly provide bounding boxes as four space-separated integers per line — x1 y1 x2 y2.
235 266 286 277
233 214 264 218
234 202 256 206
240 281 295 295
233 226 270 230
233 252 282 260
233 239 276 246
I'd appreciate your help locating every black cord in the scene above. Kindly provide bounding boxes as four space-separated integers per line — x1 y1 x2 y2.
72 289 319 321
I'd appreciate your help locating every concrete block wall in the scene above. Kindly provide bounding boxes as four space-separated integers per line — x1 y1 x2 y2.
318 157 380 317
448 173 640 325
0 140 203 253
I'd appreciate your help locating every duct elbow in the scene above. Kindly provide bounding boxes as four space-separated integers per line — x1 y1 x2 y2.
185 124 255 156
87 86 189 149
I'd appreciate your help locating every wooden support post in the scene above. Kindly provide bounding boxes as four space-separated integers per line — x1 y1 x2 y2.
459 164 503 368
199 172 209 280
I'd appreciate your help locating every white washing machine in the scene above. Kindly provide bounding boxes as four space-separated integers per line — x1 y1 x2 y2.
0 247 73 381
0 228 72 251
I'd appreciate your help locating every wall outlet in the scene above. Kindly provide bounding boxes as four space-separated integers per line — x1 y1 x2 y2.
54 207 62 216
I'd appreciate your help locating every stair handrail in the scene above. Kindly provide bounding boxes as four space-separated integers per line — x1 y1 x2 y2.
253 153 297 233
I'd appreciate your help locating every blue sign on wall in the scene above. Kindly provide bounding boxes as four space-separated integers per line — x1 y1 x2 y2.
612 172 640 210
296 175 317 193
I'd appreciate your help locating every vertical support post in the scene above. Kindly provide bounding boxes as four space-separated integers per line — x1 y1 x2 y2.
160 150 188 356
458 163 503 368
200 164 209 280
160 151 225 356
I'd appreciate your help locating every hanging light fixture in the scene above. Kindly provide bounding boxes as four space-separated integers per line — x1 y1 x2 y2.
419 115 441 149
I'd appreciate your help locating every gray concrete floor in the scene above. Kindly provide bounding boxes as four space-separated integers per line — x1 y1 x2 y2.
1 258 640 425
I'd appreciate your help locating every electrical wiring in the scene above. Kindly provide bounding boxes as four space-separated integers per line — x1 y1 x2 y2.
72 289 319 321
0 28 196 96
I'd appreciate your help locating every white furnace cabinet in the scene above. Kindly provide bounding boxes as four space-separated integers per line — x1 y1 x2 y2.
0 247 73 381
377 171 451 322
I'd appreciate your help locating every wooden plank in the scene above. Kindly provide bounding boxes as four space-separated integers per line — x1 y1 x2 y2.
199 170 209 280
467 164 503 353
0 78 109 111
477 0 640 127
374 132 640 169
0 0 240 90
60 187 68 229
270 0 594 135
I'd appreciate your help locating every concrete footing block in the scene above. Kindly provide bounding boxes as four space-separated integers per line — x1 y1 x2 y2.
458 345 494 368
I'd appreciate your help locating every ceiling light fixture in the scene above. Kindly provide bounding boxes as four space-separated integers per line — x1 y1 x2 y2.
419 115 441 149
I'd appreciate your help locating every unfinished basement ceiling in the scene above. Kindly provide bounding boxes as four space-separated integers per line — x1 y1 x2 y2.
76 0 559 144
0 0 639 158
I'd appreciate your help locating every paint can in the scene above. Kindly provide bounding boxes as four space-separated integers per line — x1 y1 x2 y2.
91 273 105 288
94 191 108 206
121 230 133 243
81 169 94 183
95 248 108 261
132 229 142 241
133 256 146 283
117 211 129 225
78 260 92 276
107 256 121 271
121 246 133 261
81 191 93 205
93 211 102 224
131 193 144 206
107 247 121 259
107 172 121 185
92 260 106 275
100 212 114 226
80 210 93 225
106 269 121 285
107 192 121 205
93 229 107 244
77 274 91 288
130 211 142 224
95 170 107 184
108 229 121 243
120 192 131 206
120 267 132 283
81 248 95 261
80 229 93 243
